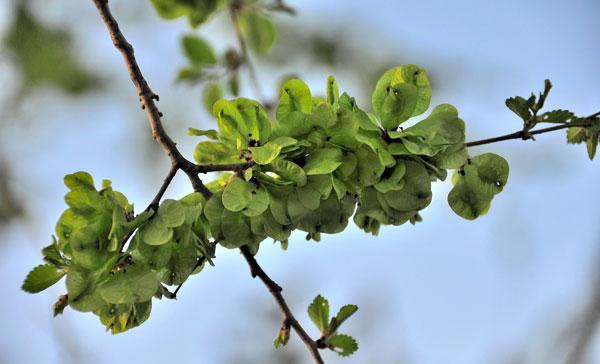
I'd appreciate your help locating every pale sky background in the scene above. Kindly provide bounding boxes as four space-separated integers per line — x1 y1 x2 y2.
0 0 599 363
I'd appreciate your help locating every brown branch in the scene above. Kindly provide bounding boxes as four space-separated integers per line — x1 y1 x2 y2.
148 164 179 211
465 113 598 148
92 4 321 363
91 0 211 199
240 245 325 364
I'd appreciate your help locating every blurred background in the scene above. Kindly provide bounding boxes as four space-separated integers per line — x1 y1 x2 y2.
1 0 599 363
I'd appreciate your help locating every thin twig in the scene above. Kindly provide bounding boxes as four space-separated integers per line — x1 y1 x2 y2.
172 257 206 298
240 246 325 364
229 4 265 101
91 0 211 199
148 164 179 211
465 114 598 148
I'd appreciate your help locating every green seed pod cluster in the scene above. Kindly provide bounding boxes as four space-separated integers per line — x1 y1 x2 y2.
195 65 507 239
22 65 510 333
23 172 214 333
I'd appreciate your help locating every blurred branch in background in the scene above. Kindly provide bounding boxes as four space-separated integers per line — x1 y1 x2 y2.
0 160 23 228
566 246 600 364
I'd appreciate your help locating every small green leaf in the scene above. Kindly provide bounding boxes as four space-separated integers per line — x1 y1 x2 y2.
202 83 223 113
587 132 599 160
326 75 339 107
327 334 358 357
538 109 574 124
150 0 190 20
139 219 173 246
371 65 431 130
181 34 216 66
41 237 66 267
335 305 358 325
567 127 587 144
156 199 186 228
64 171 95 191
22 264 65 293
222 178 252 212
304 148 343 175
239 11 277 55
505 96 532 121
188 128 219 140
277 79 312 120
98 264 158 304
268 159 307 186
448 153 509 220
249 142 283 165
194 141 244 165
308 294 330 333
273 323 291 349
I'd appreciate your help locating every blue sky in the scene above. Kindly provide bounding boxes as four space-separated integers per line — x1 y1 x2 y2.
1 0 599 363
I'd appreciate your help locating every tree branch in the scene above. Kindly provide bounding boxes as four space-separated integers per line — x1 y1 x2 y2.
240 246 325 364
465 113 598 148
148 164 179 211
91 4 322 362
91 0 211 199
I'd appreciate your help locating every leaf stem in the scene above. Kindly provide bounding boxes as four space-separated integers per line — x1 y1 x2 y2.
240 246 325 364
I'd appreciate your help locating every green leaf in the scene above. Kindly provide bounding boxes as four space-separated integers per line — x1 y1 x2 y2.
139 219 173 246
42 237 66 267
156 199 187 228
567 127 587 144
273 324 291 349
64 171 95 191
98 264 158 304
220 209 251 248
304 148 343 175
327 334 358 357
150 0 191 20
239 11 277 55
326 75 339 107
222 178 252 212
188 128 219 140
308 294 330 333
538 109 574 124
268 159 307 186
202 83 223 113
384 160 431 212
371 65 431 130
22 264 65 293
448 153 509 220
242 184 270 217
277 79 312 120
233 98 272 144
249 142 282 165
505 96 532 121
331 305 358 333
587 132 599 160
181 34 217 66
187 0 219 27
194 141 244 165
